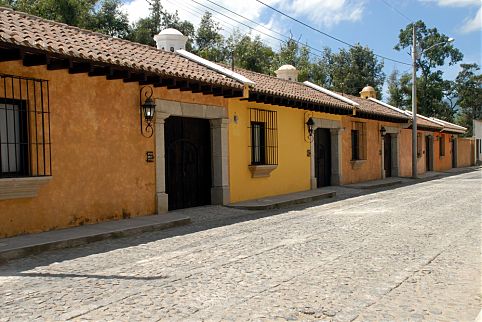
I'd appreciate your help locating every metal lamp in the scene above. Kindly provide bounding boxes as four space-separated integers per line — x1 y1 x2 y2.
306 117 315 138
139 86 155 138
380 126 387 137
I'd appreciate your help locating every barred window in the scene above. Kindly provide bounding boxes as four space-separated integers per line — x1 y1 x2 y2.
439 135 445 157
249 108 277 165
0 74 51 178
351 122 367 160
417 133 423 158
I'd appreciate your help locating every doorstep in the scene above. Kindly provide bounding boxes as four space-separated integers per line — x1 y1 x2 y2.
228 188 336 210
0 213 191 263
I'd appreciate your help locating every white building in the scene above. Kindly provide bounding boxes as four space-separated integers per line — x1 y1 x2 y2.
474 119 482 164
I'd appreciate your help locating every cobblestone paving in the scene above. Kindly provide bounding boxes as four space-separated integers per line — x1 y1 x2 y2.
0 170 480 321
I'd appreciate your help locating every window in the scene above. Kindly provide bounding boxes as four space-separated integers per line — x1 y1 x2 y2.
417 133 422 158
439 135 445 157
0 99 28 176
0 74 51 178
249 108 277 165
351 122 366 160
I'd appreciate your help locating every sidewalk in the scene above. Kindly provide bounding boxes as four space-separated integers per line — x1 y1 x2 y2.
1 166 479 263
228 188 336 210
0 213 190 263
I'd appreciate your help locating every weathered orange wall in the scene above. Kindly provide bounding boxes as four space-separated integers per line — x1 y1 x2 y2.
340 117 404 184
0 61 224 237
457 138 475 167
399 129 413 177
433 133 453 171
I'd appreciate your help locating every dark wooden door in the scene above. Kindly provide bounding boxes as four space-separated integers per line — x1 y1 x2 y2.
165 116 211 210
451 139 456 168
315 128 331 187
384 134 392 177
425 136 431 171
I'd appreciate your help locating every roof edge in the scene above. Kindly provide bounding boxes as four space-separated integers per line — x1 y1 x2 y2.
303 81 359 107
176 49 255 86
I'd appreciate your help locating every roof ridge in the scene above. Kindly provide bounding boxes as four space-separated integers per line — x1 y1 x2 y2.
0 6 172 56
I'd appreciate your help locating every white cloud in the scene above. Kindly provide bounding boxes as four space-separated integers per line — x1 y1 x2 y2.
420 0 481 33
121 0 364 31
276 0 365 28
421 0 480 6
461 6 482 33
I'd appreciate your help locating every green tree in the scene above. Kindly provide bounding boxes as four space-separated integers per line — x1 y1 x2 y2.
195 11 225 62
394 20 463 117
387 69 405 108
455 63 482 136
7 0 96 27
328 44 385 98
86 0 129 38
226 31 276 74
275 37 314 82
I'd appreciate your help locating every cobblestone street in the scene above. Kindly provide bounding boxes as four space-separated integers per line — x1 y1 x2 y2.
0 170 480 321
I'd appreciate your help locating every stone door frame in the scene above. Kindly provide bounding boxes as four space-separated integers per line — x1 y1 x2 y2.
310 118 343 188
155 99 229 213
381 126 400 178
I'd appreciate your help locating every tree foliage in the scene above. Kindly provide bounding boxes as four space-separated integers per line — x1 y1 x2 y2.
455 64 482 136
328 45 385 98
393 20 463 118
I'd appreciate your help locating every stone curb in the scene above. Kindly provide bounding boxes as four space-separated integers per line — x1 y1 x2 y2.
0 216 191 264
228 191 336 210
343 180 404 190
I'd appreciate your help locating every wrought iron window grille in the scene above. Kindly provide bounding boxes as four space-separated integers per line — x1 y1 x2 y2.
0 74 51 178
248 108 278 166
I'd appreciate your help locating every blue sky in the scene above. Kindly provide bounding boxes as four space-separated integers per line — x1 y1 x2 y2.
122 0 481 95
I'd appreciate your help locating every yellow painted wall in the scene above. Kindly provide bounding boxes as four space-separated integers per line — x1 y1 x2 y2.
228 100 341 202
0 61 224 237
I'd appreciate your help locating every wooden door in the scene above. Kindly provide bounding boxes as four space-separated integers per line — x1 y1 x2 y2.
165 116 212 210
315 128 331 187
384 134 392 177
425 136 431 171
451 139 456 168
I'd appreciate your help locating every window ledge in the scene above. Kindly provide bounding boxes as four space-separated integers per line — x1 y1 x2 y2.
350 160 366 170
249 165 277 178
0 176 52 201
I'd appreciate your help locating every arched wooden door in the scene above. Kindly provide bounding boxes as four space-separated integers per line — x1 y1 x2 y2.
165 116 212 210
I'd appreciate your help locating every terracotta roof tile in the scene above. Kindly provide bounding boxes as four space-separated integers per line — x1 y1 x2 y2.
0 7 243 89
345 95 409 121
233 68 355 111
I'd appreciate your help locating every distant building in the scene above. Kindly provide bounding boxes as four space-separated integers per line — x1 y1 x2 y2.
474 119 482 165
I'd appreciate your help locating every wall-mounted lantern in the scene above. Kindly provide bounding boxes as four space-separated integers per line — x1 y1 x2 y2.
306 117 314 140
139 86 156 138
449 135 455 142
380 126 387 137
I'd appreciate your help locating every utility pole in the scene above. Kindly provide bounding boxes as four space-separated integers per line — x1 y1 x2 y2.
412 24 418 179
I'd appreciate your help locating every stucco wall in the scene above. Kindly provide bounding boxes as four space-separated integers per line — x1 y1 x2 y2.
0 61 224 237
340 117 405 184
433 133 453 171
228 100 341 203
399 129 413 177
457 138 474 167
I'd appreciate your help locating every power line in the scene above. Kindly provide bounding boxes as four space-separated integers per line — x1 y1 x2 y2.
187 0 328 60
203 0 326 56
254 0 411 66
379 0 413 23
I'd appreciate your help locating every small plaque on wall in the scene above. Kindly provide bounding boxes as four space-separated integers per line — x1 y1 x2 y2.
146 151 155 163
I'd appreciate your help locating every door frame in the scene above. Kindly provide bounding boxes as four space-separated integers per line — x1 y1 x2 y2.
380 126 400 179
309 118 343 188
155 99 229 214
314 128 332 187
